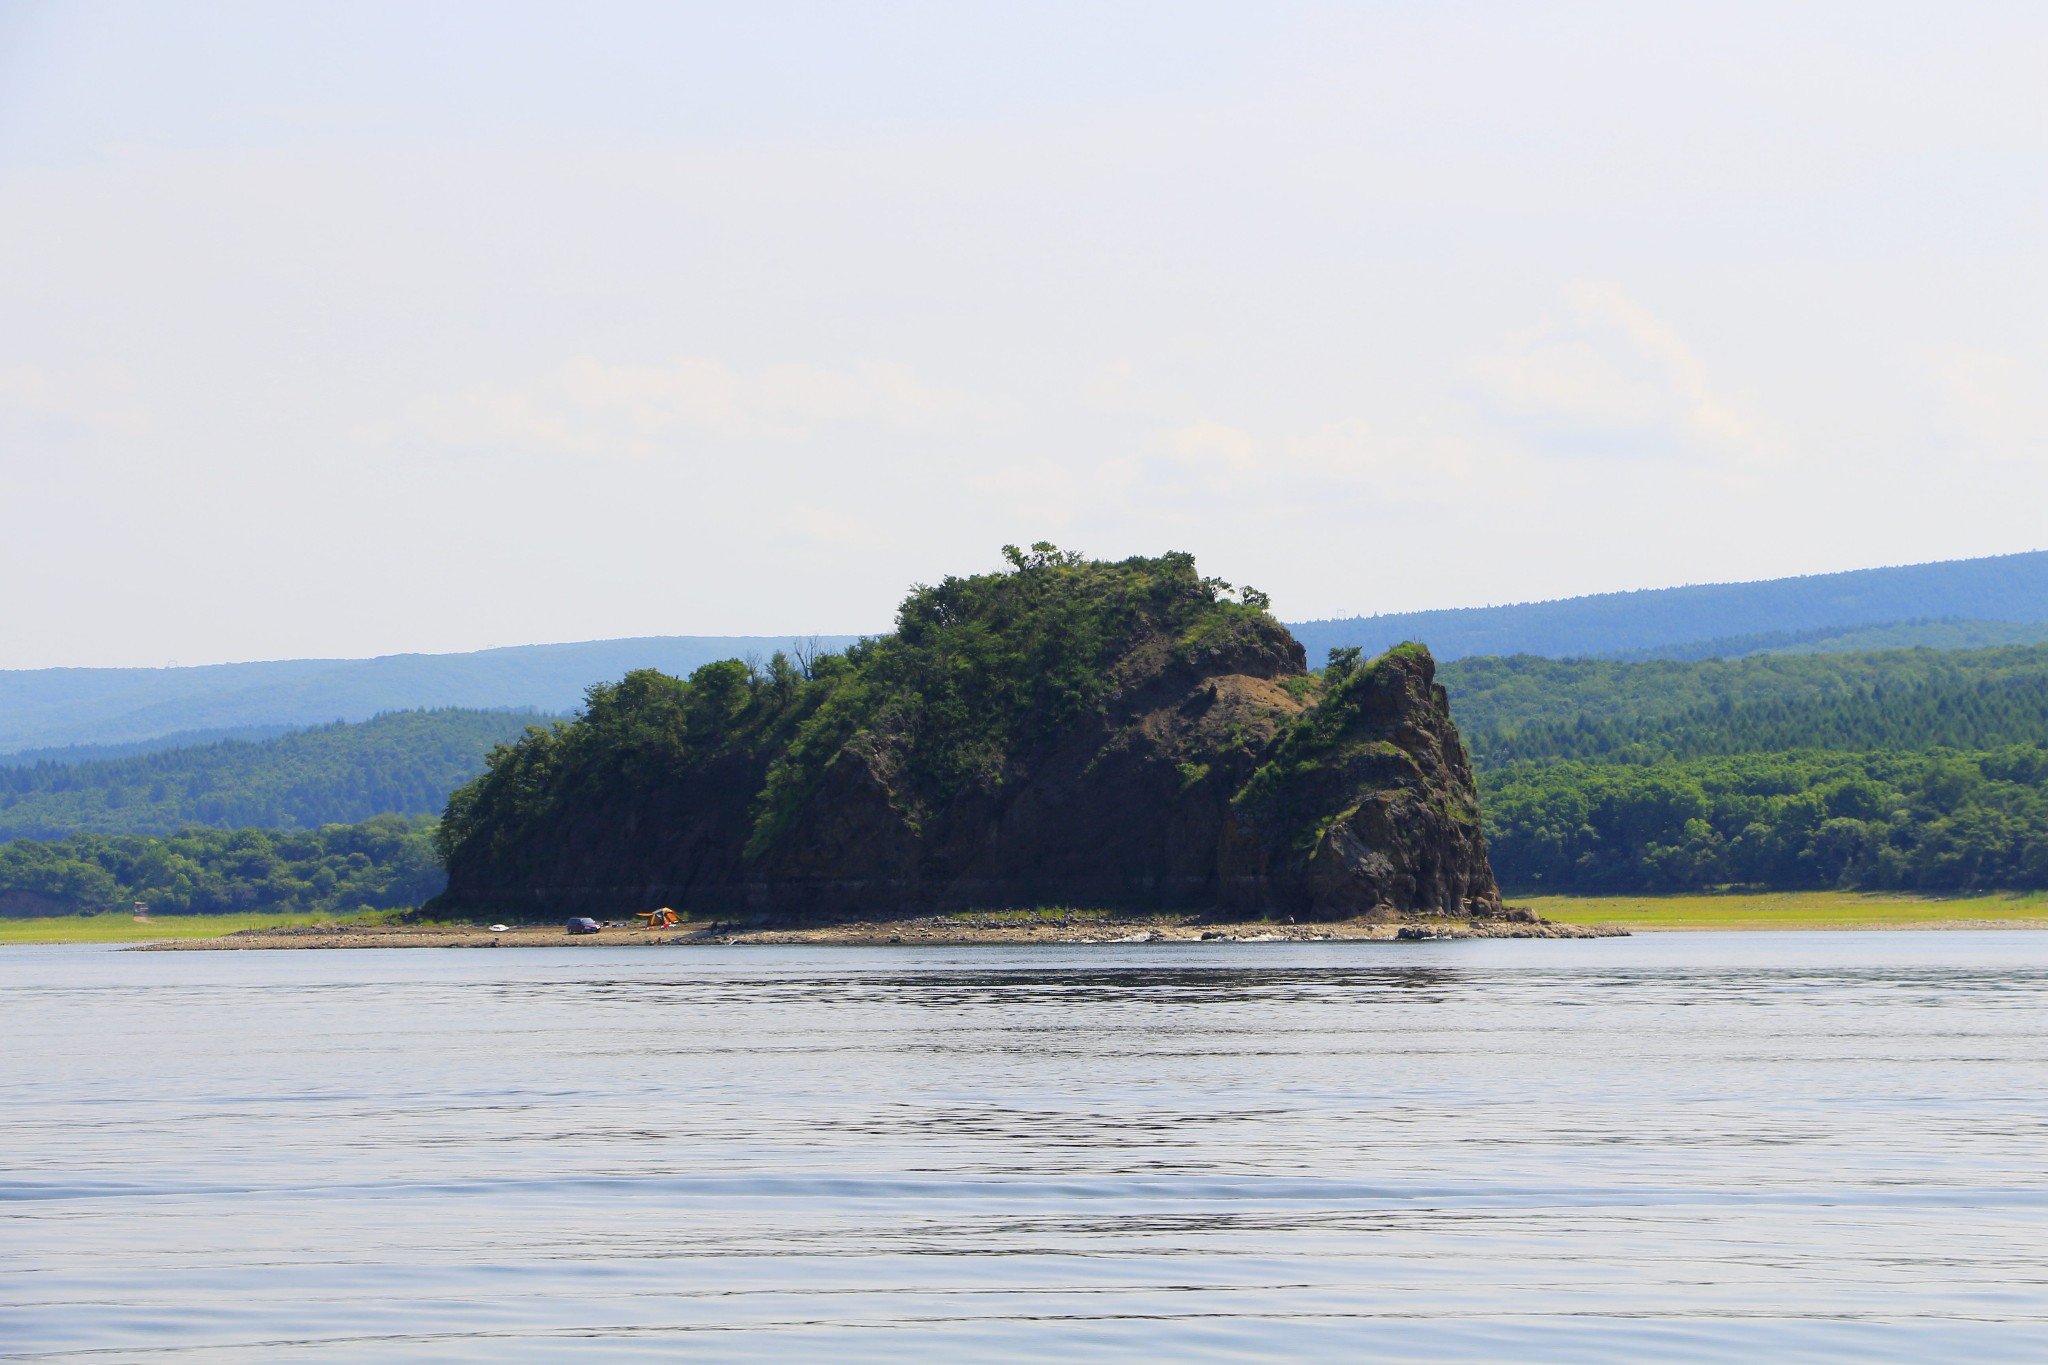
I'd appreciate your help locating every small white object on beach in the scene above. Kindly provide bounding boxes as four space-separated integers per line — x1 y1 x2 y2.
488 924 511 933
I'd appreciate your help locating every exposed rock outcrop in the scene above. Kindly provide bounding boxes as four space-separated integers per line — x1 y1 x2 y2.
433 550 1502 923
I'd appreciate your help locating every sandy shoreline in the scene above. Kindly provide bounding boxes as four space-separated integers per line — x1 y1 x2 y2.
134 912 1621 951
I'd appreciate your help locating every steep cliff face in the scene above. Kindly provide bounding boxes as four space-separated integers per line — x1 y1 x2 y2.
434 550 1501 921
1223 643 1500 918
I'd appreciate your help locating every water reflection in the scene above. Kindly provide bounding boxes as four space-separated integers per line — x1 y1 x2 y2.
545 963 1475 1011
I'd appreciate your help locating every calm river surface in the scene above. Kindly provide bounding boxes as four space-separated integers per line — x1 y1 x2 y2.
5 933 2048 1360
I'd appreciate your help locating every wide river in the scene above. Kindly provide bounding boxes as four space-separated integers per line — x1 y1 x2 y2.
5 933 2047 1360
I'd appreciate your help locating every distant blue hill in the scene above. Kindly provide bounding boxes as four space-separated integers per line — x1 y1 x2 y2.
1289 550 2048 664
1596 617 2048 663
0 709 559 841
0 636 859 755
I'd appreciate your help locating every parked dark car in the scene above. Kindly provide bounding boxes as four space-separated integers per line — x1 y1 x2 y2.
566 917 602 935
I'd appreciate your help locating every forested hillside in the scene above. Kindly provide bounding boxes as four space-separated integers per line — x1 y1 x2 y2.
0 709 555 841
1293 549 2048 662
1469 666 2048 765
1482 749 2048 893
1442 644 2048 894
0 726 297 767
10 620 2048 911
0 817 441 917
1439 644 2048 758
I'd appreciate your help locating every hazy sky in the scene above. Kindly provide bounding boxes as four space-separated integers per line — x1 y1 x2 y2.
2 1 2042 668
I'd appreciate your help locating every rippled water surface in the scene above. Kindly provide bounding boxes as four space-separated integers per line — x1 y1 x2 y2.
6 933 2048 1360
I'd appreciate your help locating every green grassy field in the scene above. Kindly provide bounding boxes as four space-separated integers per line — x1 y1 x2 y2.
1524 889 2048 931
0 910 396 945
8 894 2048 943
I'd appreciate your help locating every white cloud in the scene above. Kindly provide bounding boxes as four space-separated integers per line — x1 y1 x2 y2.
1933 349 2045 466
1152 418 1260 487
1475 283 1783 467
403 355 974 459
0 365 155 442
786 504 889 550
985 412 1516 532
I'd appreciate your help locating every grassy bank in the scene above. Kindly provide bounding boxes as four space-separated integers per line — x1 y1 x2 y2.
1524 889 2048 931
12 894 2048 944
0 910 397 945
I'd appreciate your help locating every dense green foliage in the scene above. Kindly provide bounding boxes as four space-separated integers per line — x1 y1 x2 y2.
1474 666 2048 765
1483 748 2048 893
0 816 442 917
438 547 1291 877
437 659 822 877
1454 642 2048 894
0 709 554 841
749 546 1279 850
1290 548 2048 662
1441 644 2048 762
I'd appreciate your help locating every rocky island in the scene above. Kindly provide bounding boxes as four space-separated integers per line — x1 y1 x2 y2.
431 546 1531 929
